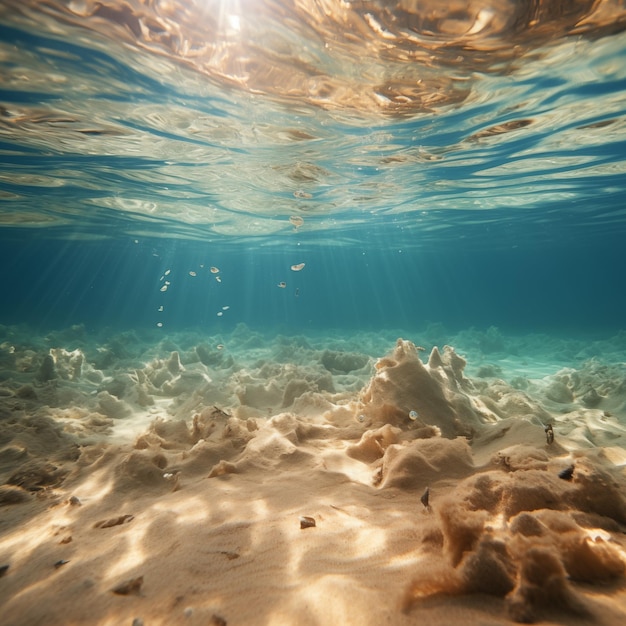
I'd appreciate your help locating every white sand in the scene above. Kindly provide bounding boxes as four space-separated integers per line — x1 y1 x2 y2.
1 324 626 625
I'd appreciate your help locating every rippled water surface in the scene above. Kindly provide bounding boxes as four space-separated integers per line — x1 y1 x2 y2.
1 0 625 244
1 1 626 331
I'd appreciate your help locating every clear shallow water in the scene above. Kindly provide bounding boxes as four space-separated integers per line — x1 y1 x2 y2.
4 11 626 624
1 1 626 335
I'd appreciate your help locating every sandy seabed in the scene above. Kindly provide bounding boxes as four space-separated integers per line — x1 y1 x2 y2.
1 323 626 626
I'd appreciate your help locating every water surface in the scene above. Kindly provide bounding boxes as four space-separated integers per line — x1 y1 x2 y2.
1 0 625 335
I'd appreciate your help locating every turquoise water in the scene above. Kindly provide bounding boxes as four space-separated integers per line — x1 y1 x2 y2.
1 1 626 335
3 8 626 624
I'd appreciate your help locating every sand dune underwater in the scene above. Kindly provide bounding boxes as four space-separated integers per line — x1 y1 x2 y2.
1 323 626 625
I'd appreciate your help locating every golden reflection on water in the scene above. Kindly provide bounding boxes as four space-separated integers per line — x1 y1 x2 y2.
6 0 626 115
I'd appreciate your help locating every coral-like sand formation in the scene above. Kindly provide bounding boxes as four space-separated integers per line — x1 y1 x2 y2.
1 325 626 625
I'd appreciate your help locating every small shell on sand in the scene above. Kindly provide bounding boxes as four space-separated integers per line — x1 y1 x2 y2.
54 560 69 569
558 464 575 480
94 514 134 529
112 575 143 596
300 516 316 529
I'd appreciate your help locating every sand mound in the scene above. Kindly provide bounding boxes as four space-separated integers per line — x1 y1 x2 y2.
404 452 626 622
355 340 488 437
